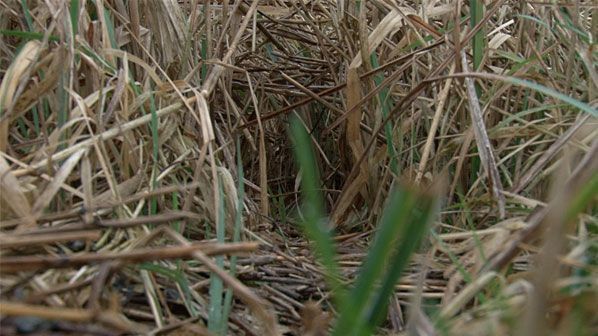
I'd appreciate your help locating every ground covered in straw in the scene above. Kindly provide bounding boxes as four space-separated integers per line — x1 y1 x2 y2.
0 1 596 335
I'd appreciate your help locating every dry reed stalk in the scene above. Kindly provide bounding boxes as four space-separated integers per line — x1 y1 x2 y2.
460 51 506 218
0 241 259 273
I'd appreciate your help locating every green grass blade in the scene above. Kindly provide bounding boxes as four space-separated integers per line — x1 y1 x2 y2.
332 189 416 336
201 38 208 81
364 190 438 332
566 171 597 222
221 136 246 335
370 53 399 175
138 263 199 317
208 177 226 334
0 29 60 42
57 74 69 151
471 0 485 71
172 191 181 233
289 116 345 305
174 272 200 317
492 104 566 130
103 7 118 50
69 0 79 36
501 76 597 117
20 0 33 31
149 91 159 215
440 74 597 117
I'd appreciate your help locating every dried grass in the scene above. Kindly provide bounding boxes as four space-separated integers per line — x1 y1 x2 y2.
1 1 596 335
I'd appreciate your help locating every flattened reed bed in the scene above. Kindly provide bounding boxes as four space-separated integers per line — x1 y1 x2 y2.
1 1 596 335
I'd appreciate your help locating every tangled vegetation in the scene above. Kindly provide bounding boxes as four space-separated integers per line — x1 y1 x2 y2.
0 1 596 335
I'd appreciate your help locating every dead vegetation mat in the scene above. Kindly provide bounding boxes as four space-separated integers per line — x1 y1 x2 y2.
0 1 596 335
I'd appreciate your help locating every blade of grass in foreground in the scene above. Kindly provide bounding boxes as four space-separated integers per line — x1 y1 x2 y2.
363 189 439 333
333 185 438 336
565 171 597 222
289 116 345 306
331 189 415 336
